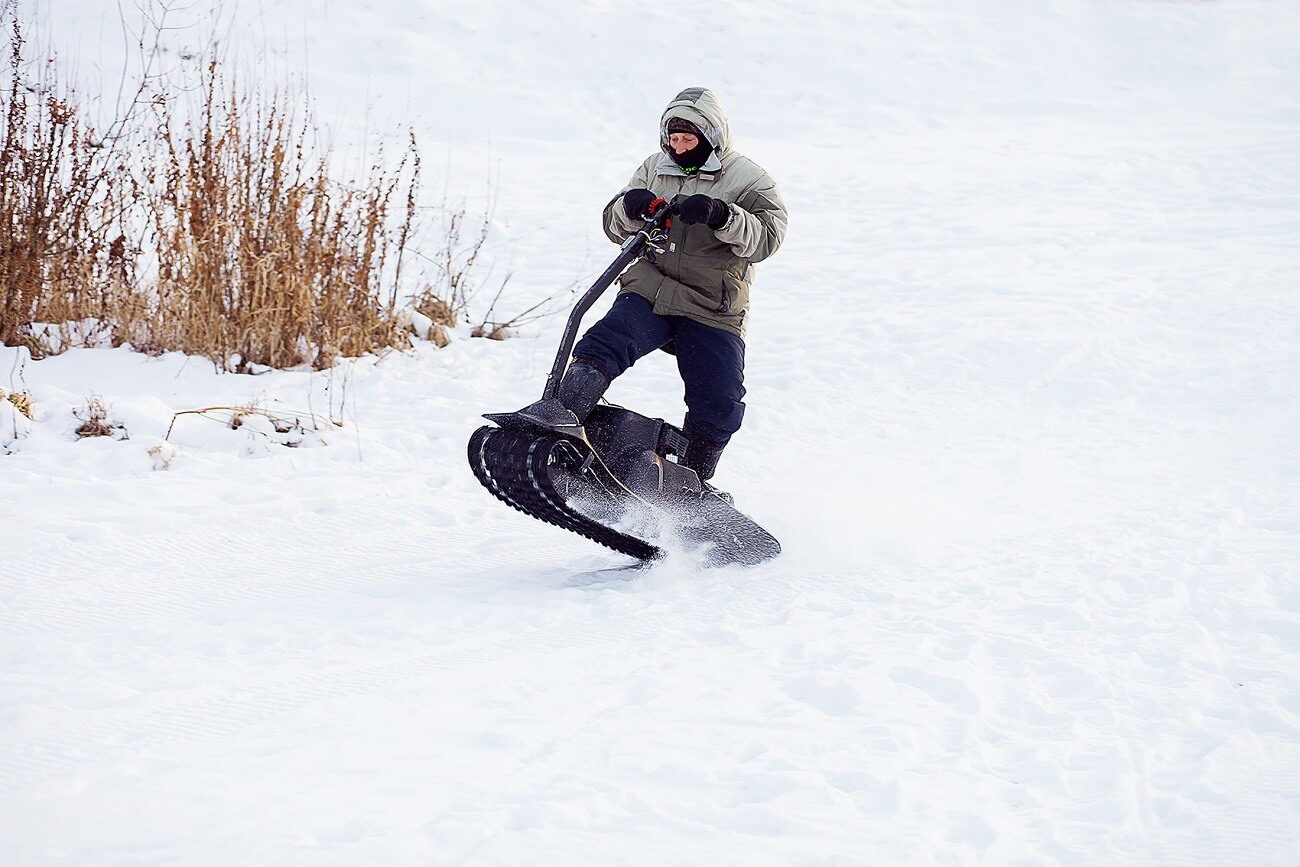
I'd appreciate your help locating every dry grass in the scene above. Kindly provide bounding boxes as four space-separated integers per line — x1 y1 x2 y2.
0 11 137 355
132 59 420 372
408 202 499 347
73 394 127 439
147 442 177 470
2 387 32 419
164 401 337 448
1 5 484 371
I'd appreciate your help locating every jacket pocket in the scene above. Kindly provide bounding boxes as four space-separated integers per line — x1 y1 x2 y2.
719 271 748 319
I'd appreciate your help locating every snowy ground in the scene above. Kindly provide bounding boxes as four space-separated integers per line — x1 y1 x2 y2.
4 0 1299 863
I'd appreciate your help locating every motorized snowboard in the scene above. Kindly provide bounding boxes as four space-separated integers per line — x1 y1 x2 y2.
467 204 780 567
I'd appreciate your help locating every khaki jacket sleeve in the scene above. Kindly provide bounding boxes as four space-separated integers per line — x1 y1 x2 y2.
602 159 657 243
715 172 787 263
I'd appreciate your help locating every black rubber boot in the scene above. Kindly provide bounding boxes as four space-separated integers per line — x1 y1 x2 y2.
681 428 727 482
556 360 610 423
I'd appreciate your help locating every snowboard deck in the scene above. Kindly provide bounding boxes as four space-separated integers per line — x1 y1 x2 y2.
468 416 780 568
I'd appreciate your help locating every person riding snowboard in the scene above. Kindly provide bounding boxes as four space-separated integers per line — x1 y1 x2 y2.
555 87 788 483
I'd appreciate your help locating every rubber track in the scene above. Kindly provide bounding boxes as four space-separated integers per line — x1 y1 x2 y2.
469 425 660 561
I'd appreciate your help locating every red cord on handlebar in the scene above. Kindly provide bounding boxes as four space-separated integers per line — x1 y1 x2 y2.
647 197 672 228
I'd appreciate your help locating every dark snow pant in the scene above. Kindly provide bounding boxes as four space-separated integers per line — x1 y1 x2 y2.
573 293 746 445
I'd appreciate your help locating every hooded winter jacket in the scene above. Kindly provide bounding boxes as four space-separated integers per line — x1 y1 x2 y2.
602 88 787 339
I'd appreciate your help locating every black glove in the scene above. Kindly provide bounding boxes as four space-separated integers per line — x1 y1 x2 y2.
677 194 729 229
622 188 665 221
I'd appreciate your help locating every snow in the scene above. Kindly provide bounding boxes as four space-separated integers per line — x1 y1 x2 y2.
4 0 1300 863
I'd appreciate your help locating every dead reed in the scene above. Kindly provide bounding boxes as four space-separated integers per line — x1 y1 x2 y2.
1 6 473 372
0 12 137 355
133 59 421 372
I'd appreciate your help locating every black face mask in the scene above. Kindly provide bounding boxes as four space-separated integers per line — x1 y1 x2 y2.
670 139 714 171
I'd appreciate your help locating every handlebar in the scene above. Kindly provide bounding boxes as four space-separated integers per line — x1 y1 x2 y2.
540 199 678 401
